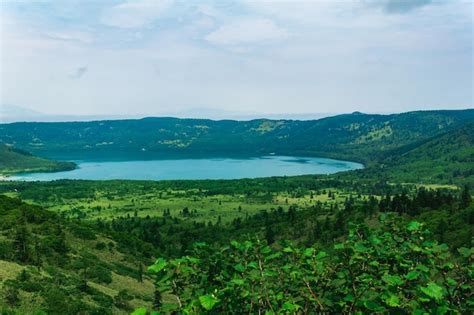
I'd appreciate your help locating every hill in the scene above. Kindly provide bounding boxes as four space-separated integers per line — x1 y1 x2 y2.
1 109 473 164
0 145 76 176
382 123 474 184
0 195 155 314
338 122 474 186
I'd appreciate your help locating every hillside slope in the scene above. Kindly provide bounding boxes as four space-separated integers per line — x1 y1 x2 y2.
381 123 474 184
0 145 76 175
0 195 155 314
1 109 473 164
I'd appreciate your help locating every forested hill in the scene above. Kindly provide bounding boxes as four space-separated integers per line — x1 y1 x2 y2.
1 109 473 164
382 123 474 183
346 122 474 185
0 145 75 175
0 195 155 313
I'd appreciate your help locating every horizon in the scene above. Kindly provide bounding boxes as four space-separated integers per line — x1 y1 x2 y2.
1 105 473 124
1 0 472 117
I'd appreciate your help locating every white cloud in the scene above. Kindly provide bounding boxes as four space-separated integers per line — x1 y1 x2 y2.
100 0 173 28
1 1 471 116
205 18 289 46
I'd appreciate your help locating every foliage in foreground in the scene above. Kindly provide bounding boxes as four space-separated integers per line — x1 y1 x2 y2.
145 217 473 314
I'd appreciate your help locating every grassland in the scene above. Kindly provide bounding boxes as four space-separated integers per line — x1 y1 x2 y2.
9 185 368 223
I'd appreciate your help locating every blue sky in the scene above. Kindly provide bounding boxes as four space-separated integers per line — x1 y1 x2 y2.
0 0 472 117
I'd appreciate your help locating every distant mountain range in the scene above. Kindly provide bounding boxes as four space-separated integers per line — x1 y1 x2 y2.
1 105 333 123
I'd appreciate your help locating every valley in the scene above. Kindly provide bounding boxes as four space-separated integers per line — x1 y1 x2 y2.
0 110 473 314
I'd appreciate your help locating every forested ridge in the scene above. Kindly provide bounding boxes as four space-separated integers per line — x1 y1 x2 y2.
0 145 75 176
0 109 473 314
1 109 473 164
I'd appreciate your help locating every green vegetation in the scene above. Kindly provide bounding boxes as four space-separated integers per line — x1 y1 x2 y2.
1 110 473 165
0 109 473 314
0 195 156 314
381 123 474 185
0 145 75 176
145 218 472 313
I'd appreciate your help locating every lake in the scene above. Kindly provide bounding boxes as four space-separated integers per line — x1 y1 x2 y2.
11 156 363 181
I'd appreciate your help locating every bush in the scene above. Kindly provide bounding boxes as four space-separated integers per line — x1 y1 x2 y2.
145 217 473 313
86 265 113 284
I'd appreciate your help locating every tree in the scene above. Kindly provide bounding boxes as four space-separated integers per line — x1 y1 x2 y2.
265 225 275 245
460 184 471 209
115 289 132 310
13 224 30 263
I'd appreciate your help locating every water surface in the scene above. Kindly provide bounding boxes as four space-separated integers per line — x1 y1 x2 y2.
12 156 363 181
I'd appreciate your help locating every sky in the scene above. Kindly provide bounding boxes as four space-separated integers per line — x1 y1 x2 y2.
0 0 472 119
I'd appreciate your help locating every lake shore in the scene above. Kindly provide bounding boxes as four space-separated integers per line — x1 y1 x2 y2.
13 155 363 181
0 175 10 181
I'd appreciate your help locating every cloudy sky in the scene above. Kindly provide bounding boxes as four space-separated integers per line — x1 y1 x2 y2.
0 0 472 118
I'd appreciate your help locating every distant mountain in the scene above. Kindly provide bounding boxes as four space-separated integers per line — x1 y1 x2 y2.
171 107 333 120
1 105 332 123
0 145 75 175
0 105 44 123
1 109 472 166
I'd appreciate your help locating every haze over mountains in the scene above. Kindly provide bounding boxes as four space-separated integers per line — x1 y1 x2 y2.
1 104 339 123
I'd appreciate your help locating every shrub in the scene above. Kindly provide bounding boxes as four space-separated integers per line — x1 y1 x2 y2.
145 217 473 313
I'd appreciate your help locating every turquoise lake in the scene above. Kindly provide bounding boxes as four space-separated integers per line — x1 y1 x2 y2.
11 156 363 181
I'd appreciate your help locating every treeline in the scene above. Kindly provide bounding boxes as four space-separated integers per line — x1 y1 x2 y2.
95 186 473 259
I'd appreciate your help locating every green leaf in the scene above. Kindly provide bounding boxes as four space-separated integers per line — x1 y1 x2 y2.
248 261 258 269
382 274 404 286
364 300 383 311
354 243 368 252
334 243 345 250
315 251 327 259
282 302 299 311
405 271 420 280
458 247 472 258
148 258 167 273
420 282 444 301
193 242 207 248
231 278 245 286
234 263 246 273
441 262 454 270
436 306 449 314
384 294 400 307
343 294 354 302
407 221 421 231
265 252 282 261
416 265 430 273
199 294 219 310
304 248 314 257
446 277 457 286
131 307 147 315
